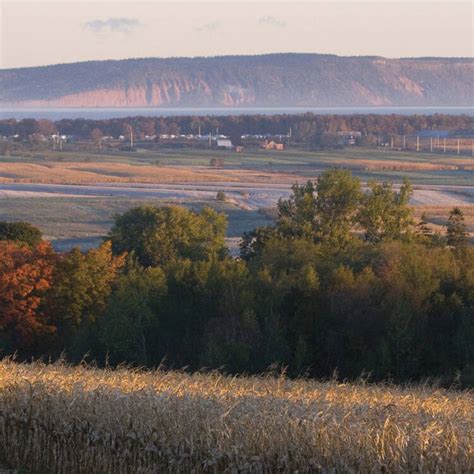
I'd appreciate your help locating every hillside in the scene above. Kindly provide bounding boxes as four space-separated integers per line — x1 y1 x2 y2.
1 53 473 108
1 360 472 472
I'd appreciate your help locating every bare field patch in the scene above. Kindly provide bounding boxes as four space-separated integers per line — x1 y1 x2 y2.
0 360 472 473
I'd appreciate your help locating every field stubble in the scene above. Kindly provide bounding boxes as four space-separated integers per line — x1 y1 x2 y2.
0 360 472 473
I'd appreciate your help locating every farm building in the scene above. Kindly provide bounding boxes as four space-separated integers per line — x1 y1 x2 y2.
337 131 362 145
216 139 233 149
261 140 284 150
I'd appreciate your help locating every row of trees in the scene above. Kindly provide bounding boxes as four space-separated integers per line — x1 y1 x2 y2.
0 170 472 383
0 113 470 144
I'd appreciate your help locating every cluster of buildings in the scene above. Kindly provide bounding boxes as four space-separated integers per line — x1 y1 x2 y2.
156 133 287 152
336 131 362 146
1 130 288 153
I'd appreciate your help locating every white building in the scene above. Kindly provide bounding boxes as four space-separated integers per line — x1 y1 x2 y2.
216 139 233 149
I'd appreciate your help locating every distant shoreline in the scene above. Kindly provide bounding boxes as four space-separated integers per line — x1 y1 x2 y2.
1 106 473 120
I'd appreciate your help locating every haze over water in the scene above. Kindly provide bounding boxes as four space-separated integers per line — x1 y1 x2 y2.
1 107 473 121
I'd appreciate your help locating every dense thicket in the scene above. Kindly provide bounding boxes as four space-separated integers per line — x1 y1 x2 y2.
0 170 472 383
0 113 471 144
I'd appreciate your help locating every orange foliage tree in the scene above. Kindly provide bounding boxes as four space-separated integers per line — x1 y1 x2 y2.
0 241 56 353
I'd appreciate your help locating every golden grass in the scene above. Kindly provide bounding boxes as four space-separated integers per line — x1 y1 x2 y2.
363 162 458 172
414 205 474 235
323 156 473 172
0 360 472 473
0 162 295 185
346 159 469 172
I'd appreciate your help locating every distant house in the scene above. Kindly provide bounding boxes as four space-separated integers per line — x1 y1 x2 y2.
216 139 233 149
261 140 284 150
50 133 73 143
337 131 362 145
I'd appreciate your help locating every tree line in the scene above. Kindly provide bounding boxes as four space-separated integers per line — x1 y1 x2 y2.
0 113 470 146
0 170 472 384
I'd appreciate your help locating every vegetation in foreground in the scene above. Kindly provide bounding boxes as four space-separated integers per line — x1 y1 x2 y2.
0 359 472 473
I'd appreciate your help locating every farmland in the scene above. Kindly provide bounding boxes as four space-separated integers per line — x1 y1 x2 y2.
0 147 472 248
0 360 472 473
0 195 272 252
1 146 473 185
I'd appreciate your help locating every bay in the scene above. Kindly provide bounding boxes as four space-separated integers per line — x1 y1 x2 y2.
1 106 473 120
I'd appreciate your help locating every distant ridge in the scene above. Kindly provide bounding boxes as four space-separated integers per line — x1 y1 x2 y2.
1 53 473 108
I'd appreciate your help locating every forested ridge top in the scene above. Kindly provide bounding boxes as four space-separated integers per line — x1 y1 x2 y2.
1 53 473 107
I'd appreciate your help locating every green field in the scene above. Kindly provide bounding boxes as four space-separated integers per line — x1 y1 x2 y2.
0 195 272 250
2 145 472 185
1 146 472 250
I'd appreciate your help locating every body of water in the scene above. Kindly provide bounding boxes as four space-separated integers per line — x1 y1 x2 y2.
1 106 473 120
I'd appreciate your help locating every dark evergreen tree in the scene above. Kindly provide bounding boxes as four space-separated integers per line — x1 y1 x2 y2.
447 207 469 248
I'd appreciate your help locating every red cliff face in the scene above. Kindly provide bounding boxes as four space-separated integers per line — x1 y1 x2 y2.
7 80 257 107
1 54 472 108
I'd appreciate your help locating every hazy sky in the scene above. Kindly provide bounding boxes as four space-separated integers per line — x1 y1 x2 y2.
1 1 473 69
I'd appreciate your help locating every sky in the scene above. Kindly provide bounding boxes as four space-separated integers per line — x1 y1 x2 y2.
1 1 473 69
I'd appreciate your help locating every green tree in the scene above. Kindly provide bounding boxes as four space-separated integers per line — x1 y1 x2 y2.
108 205 227 267
323 265 383 377
446 207 468 249
240 226 277 261
276 170 361 248
277 180 317 239
416 213 432 238
253 236 321 371
216 191 227 201
415 213 444 246
46 242 124 356
371 242 447 380
315 169 362 248
157 258 216 368
358 179 413 243
0 221 43 248
100 257 167 365
201 258 260 372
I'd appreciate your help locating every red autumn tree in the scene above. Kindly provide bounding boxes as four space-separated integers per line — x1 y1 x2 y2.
0 241 56 353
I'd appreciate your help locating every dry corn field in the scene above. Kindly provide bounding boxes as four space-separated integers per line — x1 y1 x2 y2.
0 162 295 185
0 361 473 473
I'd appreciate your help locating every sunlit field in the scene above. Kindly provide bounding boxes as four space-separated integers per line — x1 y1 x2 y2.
1 146 472 185
0 146 473 250
0 360 472 473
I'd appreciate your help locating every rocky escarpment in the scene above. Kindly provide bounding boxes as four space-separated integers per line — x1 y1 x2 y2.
1 54 473 107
